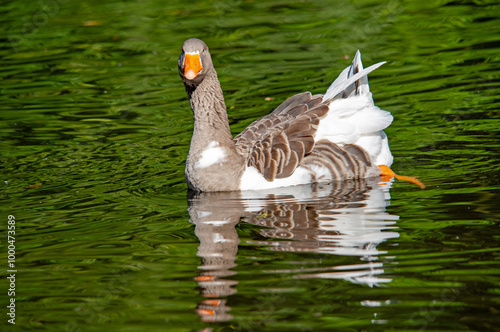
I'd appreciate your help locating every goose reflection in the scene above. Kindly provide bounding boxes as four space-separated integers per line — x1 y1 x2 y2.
188 179 399 323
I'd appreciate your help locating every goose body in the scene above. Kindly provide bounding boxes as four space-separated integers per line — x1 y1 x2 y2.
179 38 395 192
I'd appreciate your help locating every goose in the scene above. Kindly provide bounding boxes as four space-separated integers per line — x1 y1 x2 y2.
178 38 423 192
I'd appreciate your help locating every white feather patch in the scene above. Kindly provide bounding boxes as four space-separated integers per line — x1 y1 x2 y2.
314 90 393 167
194 141 226 169
239 166 313 190
315 94 392 141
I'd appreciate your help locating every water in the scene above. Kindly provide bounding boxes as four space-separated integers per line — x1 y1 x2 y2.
1 0 499 331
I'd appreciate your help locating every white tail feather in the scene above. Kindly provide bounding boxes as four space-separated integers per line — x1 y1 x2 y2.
316 51 393 167
324 51 385 102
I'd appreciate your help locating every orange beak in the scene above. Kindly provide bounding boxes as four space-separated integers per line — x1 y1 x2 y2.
184 53 203 80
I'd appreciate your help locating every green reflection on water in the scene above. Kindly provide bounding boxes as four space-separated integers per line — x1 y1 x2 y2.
1 0 499 331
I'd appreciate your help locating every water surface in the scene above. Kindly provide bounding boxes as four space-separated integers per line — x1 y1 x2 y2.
1 0 499 331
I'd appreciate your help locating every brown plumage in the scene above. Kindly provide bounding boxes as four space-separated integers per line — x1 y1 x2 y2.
234 92 332 182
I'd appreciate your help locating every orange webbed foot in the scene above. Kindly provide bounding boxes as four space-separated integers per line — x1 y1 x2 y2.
378 165 425 189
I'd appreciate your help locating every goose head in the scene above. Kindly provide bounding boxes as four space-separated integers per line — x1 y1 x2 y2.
178 38 214 87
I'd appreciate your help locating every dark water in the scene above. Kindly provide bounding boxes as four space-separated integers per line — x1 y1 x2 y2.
1 0 499 331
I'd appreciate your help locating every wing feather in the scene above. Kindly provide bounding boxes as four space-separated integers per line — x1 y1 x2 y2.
235 92 328 182
234 51 384 183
